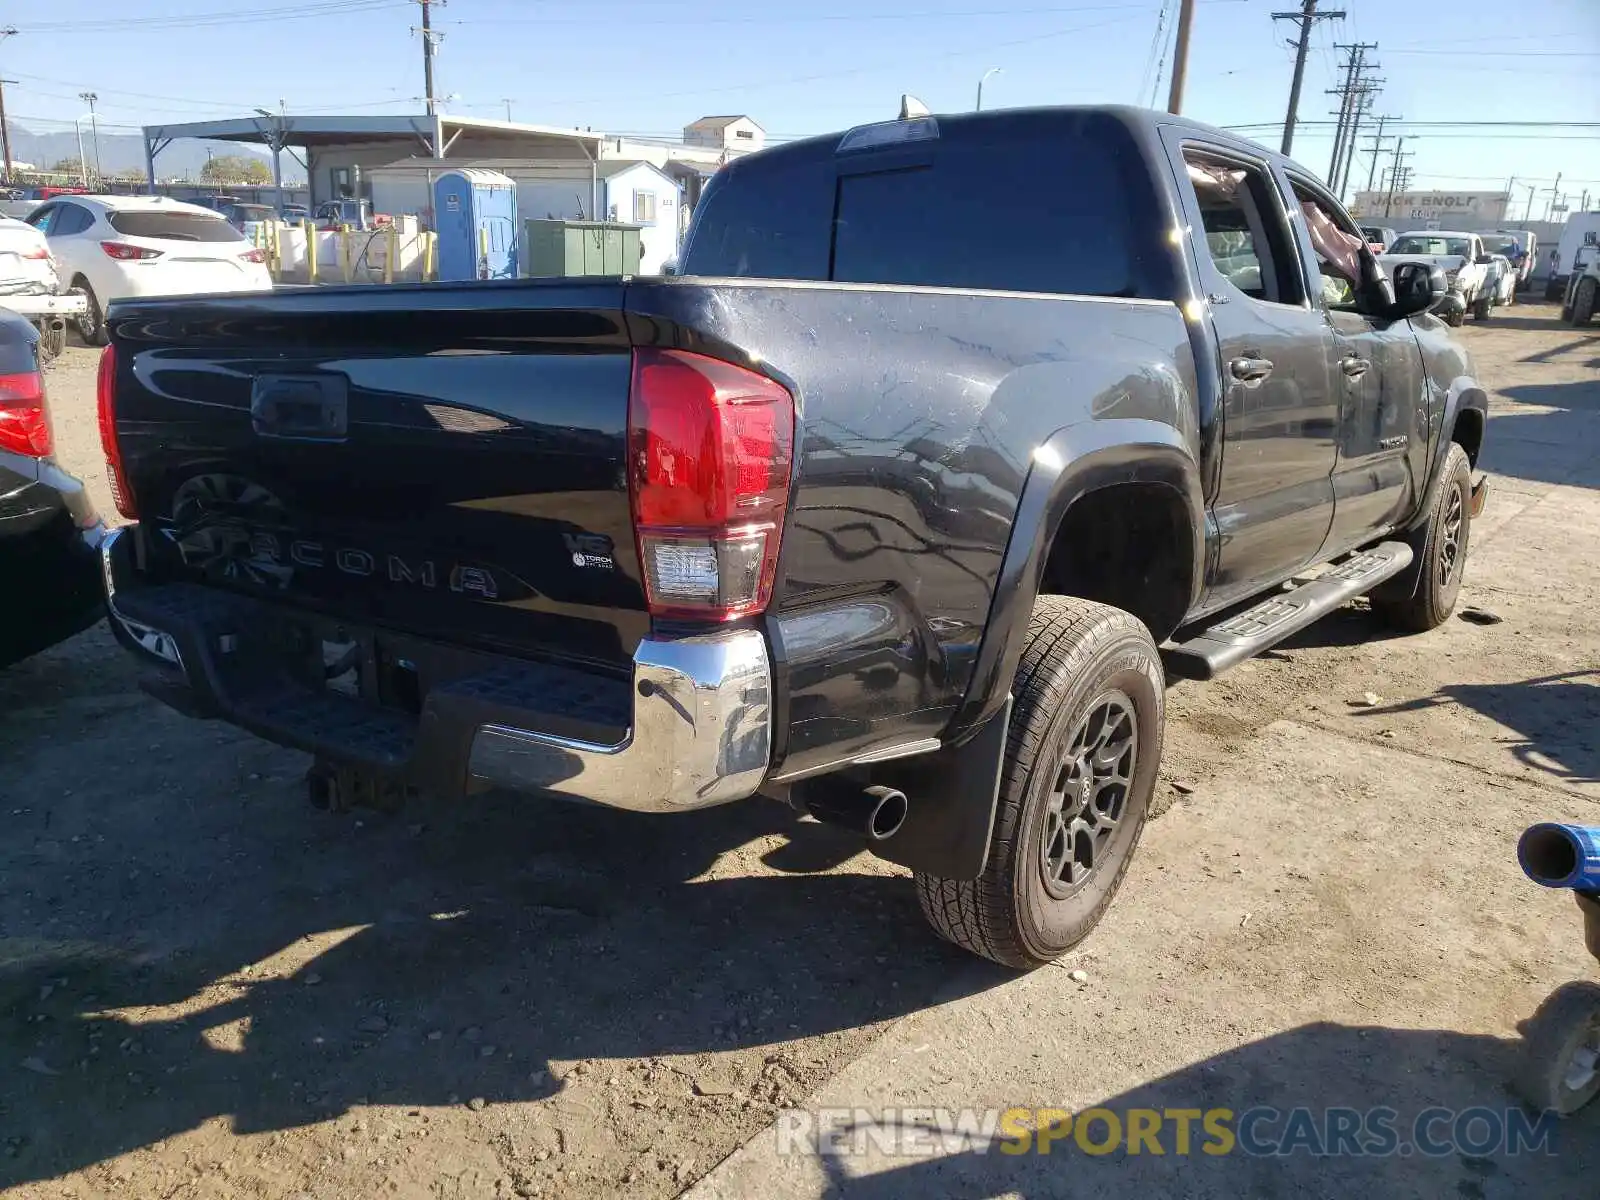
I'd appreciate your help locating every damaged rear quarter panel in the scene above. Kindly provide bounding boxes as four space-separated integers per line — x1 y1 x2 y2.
627 279 1198 772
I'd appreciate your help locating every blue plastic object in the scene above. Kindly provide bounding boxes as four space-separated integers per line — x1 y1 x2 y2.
1519 823 1600 890
433 169 518 282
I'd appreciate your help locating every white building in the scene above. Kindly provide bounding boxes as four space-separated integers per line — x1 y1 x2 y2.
683 115 766 155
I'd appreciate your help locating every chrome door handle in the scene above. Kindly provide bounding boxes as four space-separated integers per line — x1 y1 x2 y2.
1341 356 1372 379
1229 356 1274 383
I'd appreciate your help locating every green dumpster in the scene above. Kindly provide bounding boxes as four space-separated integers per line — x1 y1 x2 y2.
523 219 643 277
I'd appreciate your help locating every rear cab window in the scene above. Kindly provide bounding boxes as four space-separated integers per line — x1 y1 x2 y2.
681 111 1170 299
108 210 244 242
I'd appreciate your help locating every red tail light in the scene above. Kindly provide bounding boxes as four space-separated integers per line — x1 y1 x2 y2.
628 348 794 621
97 344 137 518
0 371 51 458
22 245 49 260
100 241 162 261
240 248 266 263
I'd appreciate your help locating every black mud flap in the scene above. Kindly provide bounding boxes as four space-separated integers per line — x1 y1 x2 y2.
866 697 1011 880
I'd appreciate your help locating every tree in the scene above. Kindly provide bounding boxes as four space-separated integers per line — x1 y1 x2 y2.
201 154 271 185
49 157 84 175
112 167 148 185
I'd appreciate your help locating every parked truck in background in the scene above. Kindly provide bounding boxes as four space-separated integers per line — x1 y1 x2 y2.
1381 230 1497 325
1548 212 1600 301
96 106 1488 969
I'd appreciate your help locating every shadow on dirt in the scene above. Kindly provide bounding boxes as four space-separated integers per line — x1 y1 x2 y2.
1480 380 1600 491
1356 669 1600 787
791 1020 1599 1198
0 713 1008 1188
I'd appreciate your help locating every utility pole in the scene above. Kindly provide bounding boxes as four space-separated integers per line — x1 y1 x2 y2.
0 27 16 182
79 91 101 183
1383 135 1409 218
1362 114 1398 198
1165 0 1196 114
0 79 13 183
1273 0 1344 155
502 98 513 122
1337 82 1380 199
1543 173 1562 222
1325 43 1378 197
413 0 444 117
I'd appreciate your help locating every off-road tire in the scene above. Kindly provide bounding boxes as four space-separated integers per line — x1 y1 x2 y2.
1571 277 1597 327
73 280 109 347
1445 307 1466 328
1515 981 1600 1117
915 596 1163 969
1373 443 1472 632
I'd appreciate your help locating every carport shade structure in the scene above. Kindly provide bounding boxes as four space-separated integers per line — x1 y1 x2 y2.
140 113 610 212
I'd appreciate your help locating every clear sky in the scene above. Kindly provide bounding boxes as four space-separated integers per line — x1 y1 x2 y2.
5 0 1598 215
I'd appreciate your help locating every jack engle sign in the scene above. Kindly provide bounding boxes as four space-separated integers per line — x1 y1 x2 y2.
1350 190 1511 222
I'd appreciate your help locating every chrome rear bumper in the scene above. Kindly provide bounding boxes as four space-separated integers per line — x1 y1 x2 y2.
100 527 773 813
468 632 772 811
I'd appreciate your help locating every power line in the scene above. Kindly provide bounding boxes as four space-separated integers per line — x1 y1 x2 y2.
14 0 403 35
474 3 1206 26
1384 48 1600 57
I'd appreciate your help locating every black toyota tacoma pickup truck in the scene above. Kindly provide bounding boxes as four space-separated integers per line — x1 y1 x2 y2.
98 107 1488 968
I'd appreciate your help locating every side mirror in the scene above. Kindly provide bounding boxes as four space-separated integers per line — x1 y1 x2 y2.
1389 261 1447 319
1475 254 1493 266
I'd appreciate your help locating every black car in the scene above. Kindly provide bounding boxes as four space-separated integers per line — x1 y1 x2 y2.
0 309 106 667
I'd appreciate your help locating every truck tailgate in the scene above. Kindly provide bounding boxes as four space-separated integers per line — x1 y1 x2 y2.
109 281 647 670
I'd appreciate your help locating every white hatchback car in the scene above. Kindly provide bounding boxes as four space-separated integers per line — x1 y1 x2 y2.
26 195 272 345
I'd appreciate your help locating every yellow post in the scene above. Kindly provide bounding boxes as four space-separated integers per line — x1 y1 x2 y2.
339 230 352 283
478 225 488 278
303 220 317 285
384 225 396 285
425 232 437 282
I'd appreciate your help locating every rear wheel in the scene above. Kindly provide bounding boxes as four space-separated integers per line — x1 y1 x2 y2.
915 596 1163 969
1516 982 1600 1116
72 280 109 347
1571 278 1597 327
1472 292 1493 321
1373 443 1472 633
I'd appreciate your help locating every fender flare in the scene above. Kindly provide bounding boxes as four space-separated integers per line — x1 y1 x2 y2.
949 417 1204 742
1411 377 1488 532
1375 376 1489 604
868 419 1202 880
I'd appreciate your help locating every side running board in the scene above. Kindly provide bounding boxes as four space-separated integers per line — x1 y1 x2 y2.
1162 541 1414 681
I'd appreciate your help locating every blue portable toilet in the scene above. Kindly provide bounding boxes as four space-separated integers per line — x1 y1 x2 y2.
433 169 518 281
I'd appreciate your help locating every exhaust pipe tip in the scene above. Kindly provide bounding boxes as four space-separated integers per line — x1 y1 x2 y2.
799 782 909 843
863 786 908 842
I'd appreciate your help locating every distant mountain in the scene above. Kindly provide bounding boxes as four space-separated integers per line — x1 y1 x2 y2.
7 124 302 183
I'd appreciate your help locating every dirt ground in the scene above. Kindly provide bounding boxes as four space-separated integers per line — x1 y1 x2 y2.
4 305 1597 1199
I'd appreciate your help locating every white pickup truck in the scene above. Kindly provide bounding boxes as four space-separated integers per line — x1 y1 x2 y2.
1380 230 1496 326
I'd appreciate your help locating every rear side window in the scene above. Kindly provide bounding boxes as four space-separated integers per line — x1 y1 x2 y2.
682 116 1162 298
52 205 92 234
1182 150 1304 306
107 211 243 242
831 135 1141 297
681 159 832 279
